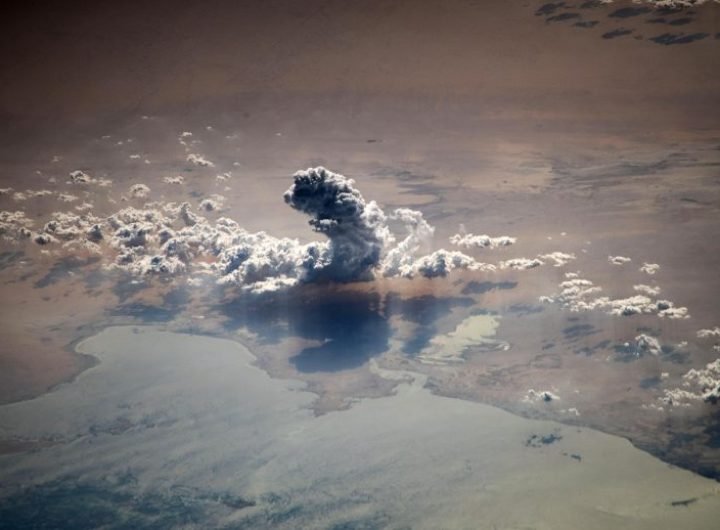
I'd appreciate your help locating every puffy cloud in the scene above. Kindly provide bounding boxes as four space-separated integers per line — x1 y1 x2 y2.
661 359 720 407
12 189 53 201
163 175 184 185
0 187 13 195
609 255 632 265
500 257 544 270
0 210 34 241
128 184 151 199
523 389 560 403
450 232 516 249
632 334 662 356
409 249 495 278
697 327 720 339
58 193 79 203
9 166 523 293
634 284 661 296
539 252 576 267
640 262 660 275
283 167 393 282
187 153 215 167
68 170 112 187
379 208 434 277
541 272 689 318
199 194 226 212
497 252 574 271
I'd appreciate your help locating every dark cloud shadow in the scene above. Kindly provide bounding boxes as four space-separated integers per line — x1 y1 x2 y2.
547 13 580 23
651 32 709 45
602 28 633 39
218 287 477 371
461 280 517 295
218 287 390 372
0 250 23 271
33 256 100 289
574 20 599 28
609 7 651 19
535 3 566 17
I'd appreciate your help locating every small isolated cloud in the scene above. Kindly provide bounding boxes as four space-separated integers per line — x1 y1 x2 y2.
640 262 660 275
128 184 151 199
58 193 79 203
523 389 560 403
449 232 516 249
609 255 632 265
187 153 215 167
632 334 662 356
163 175 184 185
199 194 226 212
68 170 112 187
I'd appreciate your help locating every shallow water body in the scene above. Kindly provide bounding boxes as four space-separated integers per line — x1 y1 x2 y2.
0 326 719 529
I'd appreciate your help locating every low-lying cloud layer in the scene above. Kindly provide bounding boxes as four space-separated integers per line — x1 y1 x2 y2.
5 167 541 294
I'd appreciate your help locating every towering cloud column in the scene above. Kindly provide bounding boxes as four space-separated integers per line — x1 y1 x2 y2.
284 167 392 282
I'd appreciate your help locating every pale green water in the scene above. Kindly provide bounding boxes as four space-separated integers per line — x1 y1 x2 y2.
0 326 719 529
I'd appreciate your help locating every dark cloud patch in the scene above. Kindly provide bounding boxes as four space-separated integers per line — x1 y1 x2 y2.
0 250 23 271
220 289 392 372
461 280 517 295
640 376 663 389
608 7 652 19
33 257 99 289
669 17 694 26
656 6 689 16
108 302 182 322
535 2 566 17
288 294 390 372
579 0 603 8
651 32 710 45
574 339 612 357
547 13 581 23
574 20 599 28
647 17 668 24
111 278 150 304
526 432 562 447
507 303 545 316
602 28 634 40
562 323 600 341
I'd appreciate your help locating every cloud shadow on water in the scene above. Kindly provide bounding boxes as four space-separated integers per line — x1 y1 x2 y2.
218 287 477 372
218 288 391 373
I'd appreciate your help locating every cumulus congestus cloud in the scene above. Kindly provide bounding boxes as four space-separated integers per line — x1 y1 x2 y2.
3 167 520 294
283 167 392 282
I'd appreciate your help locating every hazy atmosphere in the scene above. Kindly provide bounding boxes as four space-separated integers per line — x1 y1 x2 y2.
1 1 719 528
